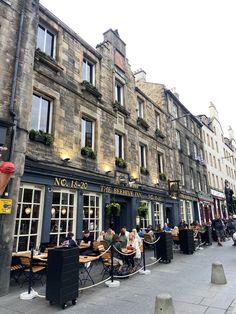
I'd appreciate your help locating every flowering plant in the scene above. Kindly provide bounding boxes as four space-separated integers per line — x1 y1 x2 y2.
106 202 121 216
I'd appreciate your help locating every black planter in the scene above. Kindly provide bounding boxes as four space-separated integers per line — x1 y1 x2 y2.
154 232 173 263
201 226 212 245
46 247 79 309
179 229 195 254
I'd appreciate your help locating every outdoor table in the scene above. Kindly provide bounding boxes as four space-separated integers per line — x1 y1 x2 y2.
79 256 97 285
13 252 48 260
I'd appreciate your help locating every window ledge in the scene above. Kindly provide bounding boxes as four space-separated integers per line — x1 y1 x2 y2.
113 102 130 118
81 81 102 100
137 117 149 130
35 49 63 73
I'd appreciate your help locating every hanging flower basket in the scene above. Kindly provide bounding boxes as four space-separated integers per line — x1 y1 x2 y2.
137 203 148 218
106 202 121 216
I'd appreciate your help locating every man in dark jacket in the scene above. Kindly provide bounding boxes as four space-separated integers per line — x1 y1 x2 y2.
212 216 224 246
62 232 78 247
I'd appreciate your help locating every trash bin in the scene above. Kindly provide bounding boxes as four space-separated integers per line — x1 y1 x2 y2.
46 247 79 309
179 229 194 254
154 232 173 263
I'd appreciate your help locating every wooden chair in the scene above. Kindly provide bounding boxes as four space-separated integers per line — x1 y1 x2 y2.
11 256 24 284
19 256 46 287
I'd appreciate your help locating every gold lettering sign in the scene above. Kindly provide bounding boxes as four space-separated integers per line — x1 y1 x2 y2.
54 178 88 190
0 198 12 214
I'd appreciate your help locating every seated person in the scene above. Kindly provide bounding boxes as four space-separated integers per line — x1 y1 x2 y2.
97 231 105 241
111 234 123 273
80 229 94 255
61 232 78 248
163 223 172 232
132 228 142 245
104 228 115 245
136 225 144 237
119 228 128 248
125 232 141 271
171 226 179 237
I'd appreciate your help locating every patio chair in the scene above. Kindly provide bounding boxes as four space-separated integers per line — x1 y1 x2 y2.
10 256 24 284
19 256 46 287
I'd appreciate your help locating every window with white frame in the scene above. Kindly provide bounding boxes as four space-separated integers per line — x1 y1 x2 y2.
156 112 160 129
183 116 187 127
115 80 124 105
190 120 194 133
172 102 178 118
180 163 185 186
203 175 208 192
193 143 197 158
186 201 193 224
186 138 190 155
180 200 186 222
137 98 144 118
83 193 101 239
82 58 95 85
197 172 202 191
157 152 164 173
14 185 44 252
136 200 151 230
190 168 194 189
153 202 164 229
37 24 55 58
81 117 94 149
139 144 147 168
115 133 124 158
50 190 76 246
31 94 52 133
176 130 181 149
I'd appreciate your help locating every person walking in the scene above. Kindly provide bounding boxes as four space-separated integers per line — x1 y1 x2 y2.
212 216 224 246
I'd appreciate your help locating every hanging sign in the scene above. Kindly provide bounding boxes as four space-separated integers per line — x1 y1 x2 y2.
0 198 12 214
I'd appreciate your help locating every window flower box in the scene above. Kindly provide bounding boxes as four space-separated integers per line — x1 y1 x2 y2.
81 146 96 159
140 167 149 176
137 117 149 130
115 157 127 169
81 80 102 100
29 129 53 146
155 128 165 139
113 101 130 117
35 48 63 72
159 173 167 181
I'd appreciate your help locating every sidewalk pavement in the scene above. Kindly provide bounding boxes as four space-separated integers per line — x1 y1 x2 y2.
1 240 236 313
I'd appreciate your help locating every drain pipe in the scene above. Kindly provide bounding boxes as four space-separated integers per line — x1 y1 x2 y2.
9 0 26 162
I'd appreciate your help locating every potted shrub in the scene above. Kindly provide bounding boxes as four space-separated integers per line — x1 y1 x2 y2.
106 202 121 216
137 203 149 218
140 167 149 176
115 157 127 169
159 173 167 181
81 80 102 100
81 146 96 159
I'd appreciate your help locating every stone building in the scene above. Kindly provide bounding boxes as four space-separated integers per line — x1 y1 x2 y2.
198 102 236 217
0 0 40 296
8 4 184 255
134 72 210 225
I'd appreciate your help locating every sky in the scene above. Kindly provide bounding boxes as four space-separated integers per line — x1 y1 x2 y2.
40 0 236 136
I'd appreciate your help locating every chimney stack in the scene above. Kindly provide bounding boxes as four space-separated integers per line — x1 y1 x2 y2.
134 68 146 82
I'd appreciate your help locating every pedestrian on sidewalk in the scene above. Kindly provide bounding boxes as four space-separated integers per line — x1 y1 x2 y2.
212 216 224 246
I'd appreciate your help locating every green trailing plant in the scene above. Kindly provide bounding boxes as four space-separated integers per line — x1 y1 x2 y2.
81 146 96 159
113 101 130 117
137 203 149 218
29 129 54 146
35 48 57 64
137 117 149 130
115 157 127 169
106 202 121 216
140 167 149 176
159 173 167 181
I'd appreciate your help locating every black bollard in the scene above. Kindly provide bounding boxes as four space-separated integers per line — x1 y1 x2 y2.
110 244 114 283
142 241 146 271
28 248 34 294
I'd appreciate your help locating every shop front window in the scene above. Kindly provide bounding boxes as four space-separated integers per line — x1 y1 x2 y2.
136 201 151 230
186 201 193 224
83 193 101 240
153 202 164 229
14 185 44 252
50 190 76 246
180 200 186 222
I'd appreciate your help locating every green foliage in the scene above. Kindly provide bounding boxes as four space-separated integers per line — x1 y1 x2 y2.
115 157 127 169
29 129 53 146
137 203 149 218
159 173 167 181
140 167 149 176
106 202 121 216
81 146 96 159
